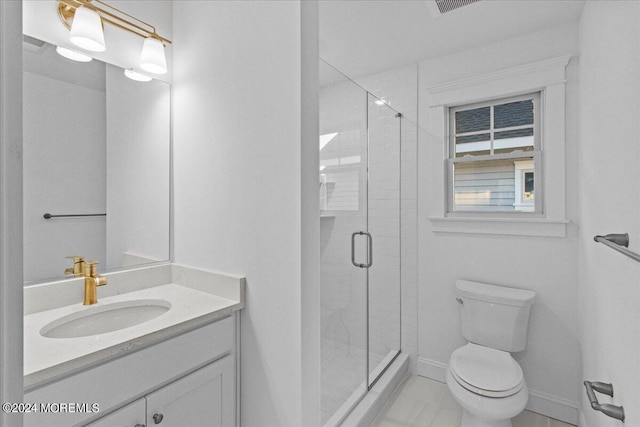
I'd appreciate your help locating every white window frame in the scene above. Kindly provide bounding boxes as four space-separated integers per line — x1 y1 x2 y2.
447 93 542 215
426 56 571 237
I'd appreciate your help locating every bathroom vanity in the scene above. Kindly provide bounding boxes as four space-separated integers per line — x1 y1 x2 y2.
22 263 244 427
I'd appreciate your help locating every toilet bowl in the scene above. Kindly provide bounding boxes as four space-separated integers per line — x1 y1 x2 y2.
446 343 528 427
446 280 536 427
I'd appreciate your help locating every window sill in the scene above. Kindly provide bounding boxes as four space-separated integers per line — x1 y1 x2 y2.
429 216 568 237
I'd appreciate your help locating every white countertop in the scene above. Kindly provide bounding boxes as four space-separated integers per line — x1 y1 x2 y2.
24 283 242 389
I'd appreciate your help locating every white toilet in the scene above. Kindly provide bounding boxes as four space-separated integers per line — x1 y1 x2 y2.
446 280 536 427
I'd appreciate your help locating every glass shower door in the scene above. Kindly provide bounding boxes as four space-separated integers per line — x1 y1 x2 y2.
319 61 369 425
319 60 402 425
366 94 401 387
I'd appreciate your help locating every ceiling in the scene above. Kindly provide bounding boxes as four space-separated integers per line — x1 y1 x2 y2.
319 0 585 80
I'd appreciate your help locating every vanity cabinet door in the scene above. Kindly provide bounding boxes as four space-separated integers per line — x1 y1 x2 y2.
145 355 235 427
85 398 146 427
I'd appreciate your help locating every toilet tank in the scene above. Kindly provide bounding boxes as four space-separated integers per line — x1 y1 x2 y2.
456 280 536 352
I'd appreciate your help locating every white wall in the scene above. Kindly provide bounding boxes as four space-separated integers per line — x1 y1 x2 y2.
0 1 25 424
172 2 319 426
105 65 170 269
578 2 640 426
417 23 581 423
23 66 106 282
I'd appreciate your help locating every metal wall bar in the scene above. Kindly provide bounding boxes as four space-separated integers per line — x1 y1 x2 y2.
593 233 640 263
43 213 106 219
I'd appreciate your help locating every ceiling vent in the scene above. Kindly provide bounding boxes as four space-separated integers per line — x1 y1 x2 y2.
434 0 481 14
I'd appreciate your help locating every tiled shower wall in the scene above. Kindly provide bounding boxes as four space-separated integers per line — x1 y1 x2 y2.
320 64 418 372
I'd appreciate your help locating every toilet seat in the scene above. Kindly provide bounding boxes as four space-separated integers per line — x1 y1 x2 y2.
449 343 524 398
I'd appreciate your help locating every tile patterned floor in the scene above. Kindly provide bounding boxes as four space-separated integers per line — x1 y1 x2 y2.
371 375 575 427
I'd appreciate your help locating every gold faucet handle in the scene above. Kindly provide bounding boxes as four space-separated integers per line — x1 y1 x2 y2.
64 255 85 276
85 261 107 285
85 260 99 276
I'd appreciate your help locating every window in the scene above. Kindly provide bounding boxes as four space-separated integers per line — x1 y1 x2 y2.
448 93 541 214
427 56 570 236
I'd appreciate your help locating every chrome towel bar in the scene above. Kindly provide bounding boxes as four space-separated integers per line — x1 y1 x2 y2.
43 213 106 219
594 233 640 263
583 381 625 422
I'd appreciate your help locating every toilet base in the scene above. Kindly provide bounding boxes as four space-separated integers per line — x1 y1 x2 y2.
460 409 512 427
446 369 527 427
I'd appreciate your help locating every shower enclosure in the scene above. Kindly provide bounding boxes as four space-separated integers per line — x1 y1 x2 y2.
320 60 402 425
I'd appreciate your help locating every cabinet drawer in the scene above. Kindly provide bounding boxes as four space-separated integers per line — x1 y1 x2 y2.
24 316 234 427
85 399 145 427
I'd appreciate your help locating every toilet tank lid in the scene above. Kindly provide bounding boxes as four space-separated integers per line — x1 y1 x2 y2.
455 280 536 306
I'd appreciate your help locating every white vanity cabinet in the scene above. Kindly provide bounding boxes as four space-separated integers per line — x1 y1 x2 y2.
145 356 234 427
86 399 145 426
24 315 238 427
87 356 234 427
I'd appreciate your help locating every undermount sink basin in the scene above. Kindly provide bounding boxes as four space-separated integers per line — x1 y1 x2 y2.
40 299 171 339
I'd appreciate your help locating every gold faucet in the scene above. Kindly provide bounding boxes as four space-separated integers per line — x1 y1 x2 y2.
83 260 107 305
64 255 86 276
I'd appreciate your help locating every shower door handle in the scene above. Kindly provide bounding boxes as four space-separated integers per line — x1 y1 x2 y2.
351 231 373 269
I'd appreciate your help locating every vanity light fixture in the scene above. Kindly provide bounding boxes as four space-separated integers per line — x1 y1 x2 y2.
69 5 105 52
124 68 152 82
58 0 172 72
140 37 167 74
55 45 93 62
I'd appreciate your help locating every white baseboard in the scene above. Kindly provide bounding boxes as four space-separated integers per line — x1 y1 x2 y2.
527 389 578 425
416 356 447 383
417 357 579 425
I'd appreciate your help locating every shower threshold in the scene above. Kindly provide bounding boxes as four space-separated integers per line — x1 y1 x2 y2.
323 352 408 427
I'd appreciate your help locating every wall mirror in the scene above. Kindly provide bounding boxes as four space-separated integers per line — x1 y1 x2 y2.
22 36 171 284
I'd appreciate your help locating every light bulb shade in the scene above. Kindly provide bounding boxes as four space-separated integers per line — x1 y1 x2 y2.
69 6 106 52
124 69 152 82
56 46 93 62
139 37 167 74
